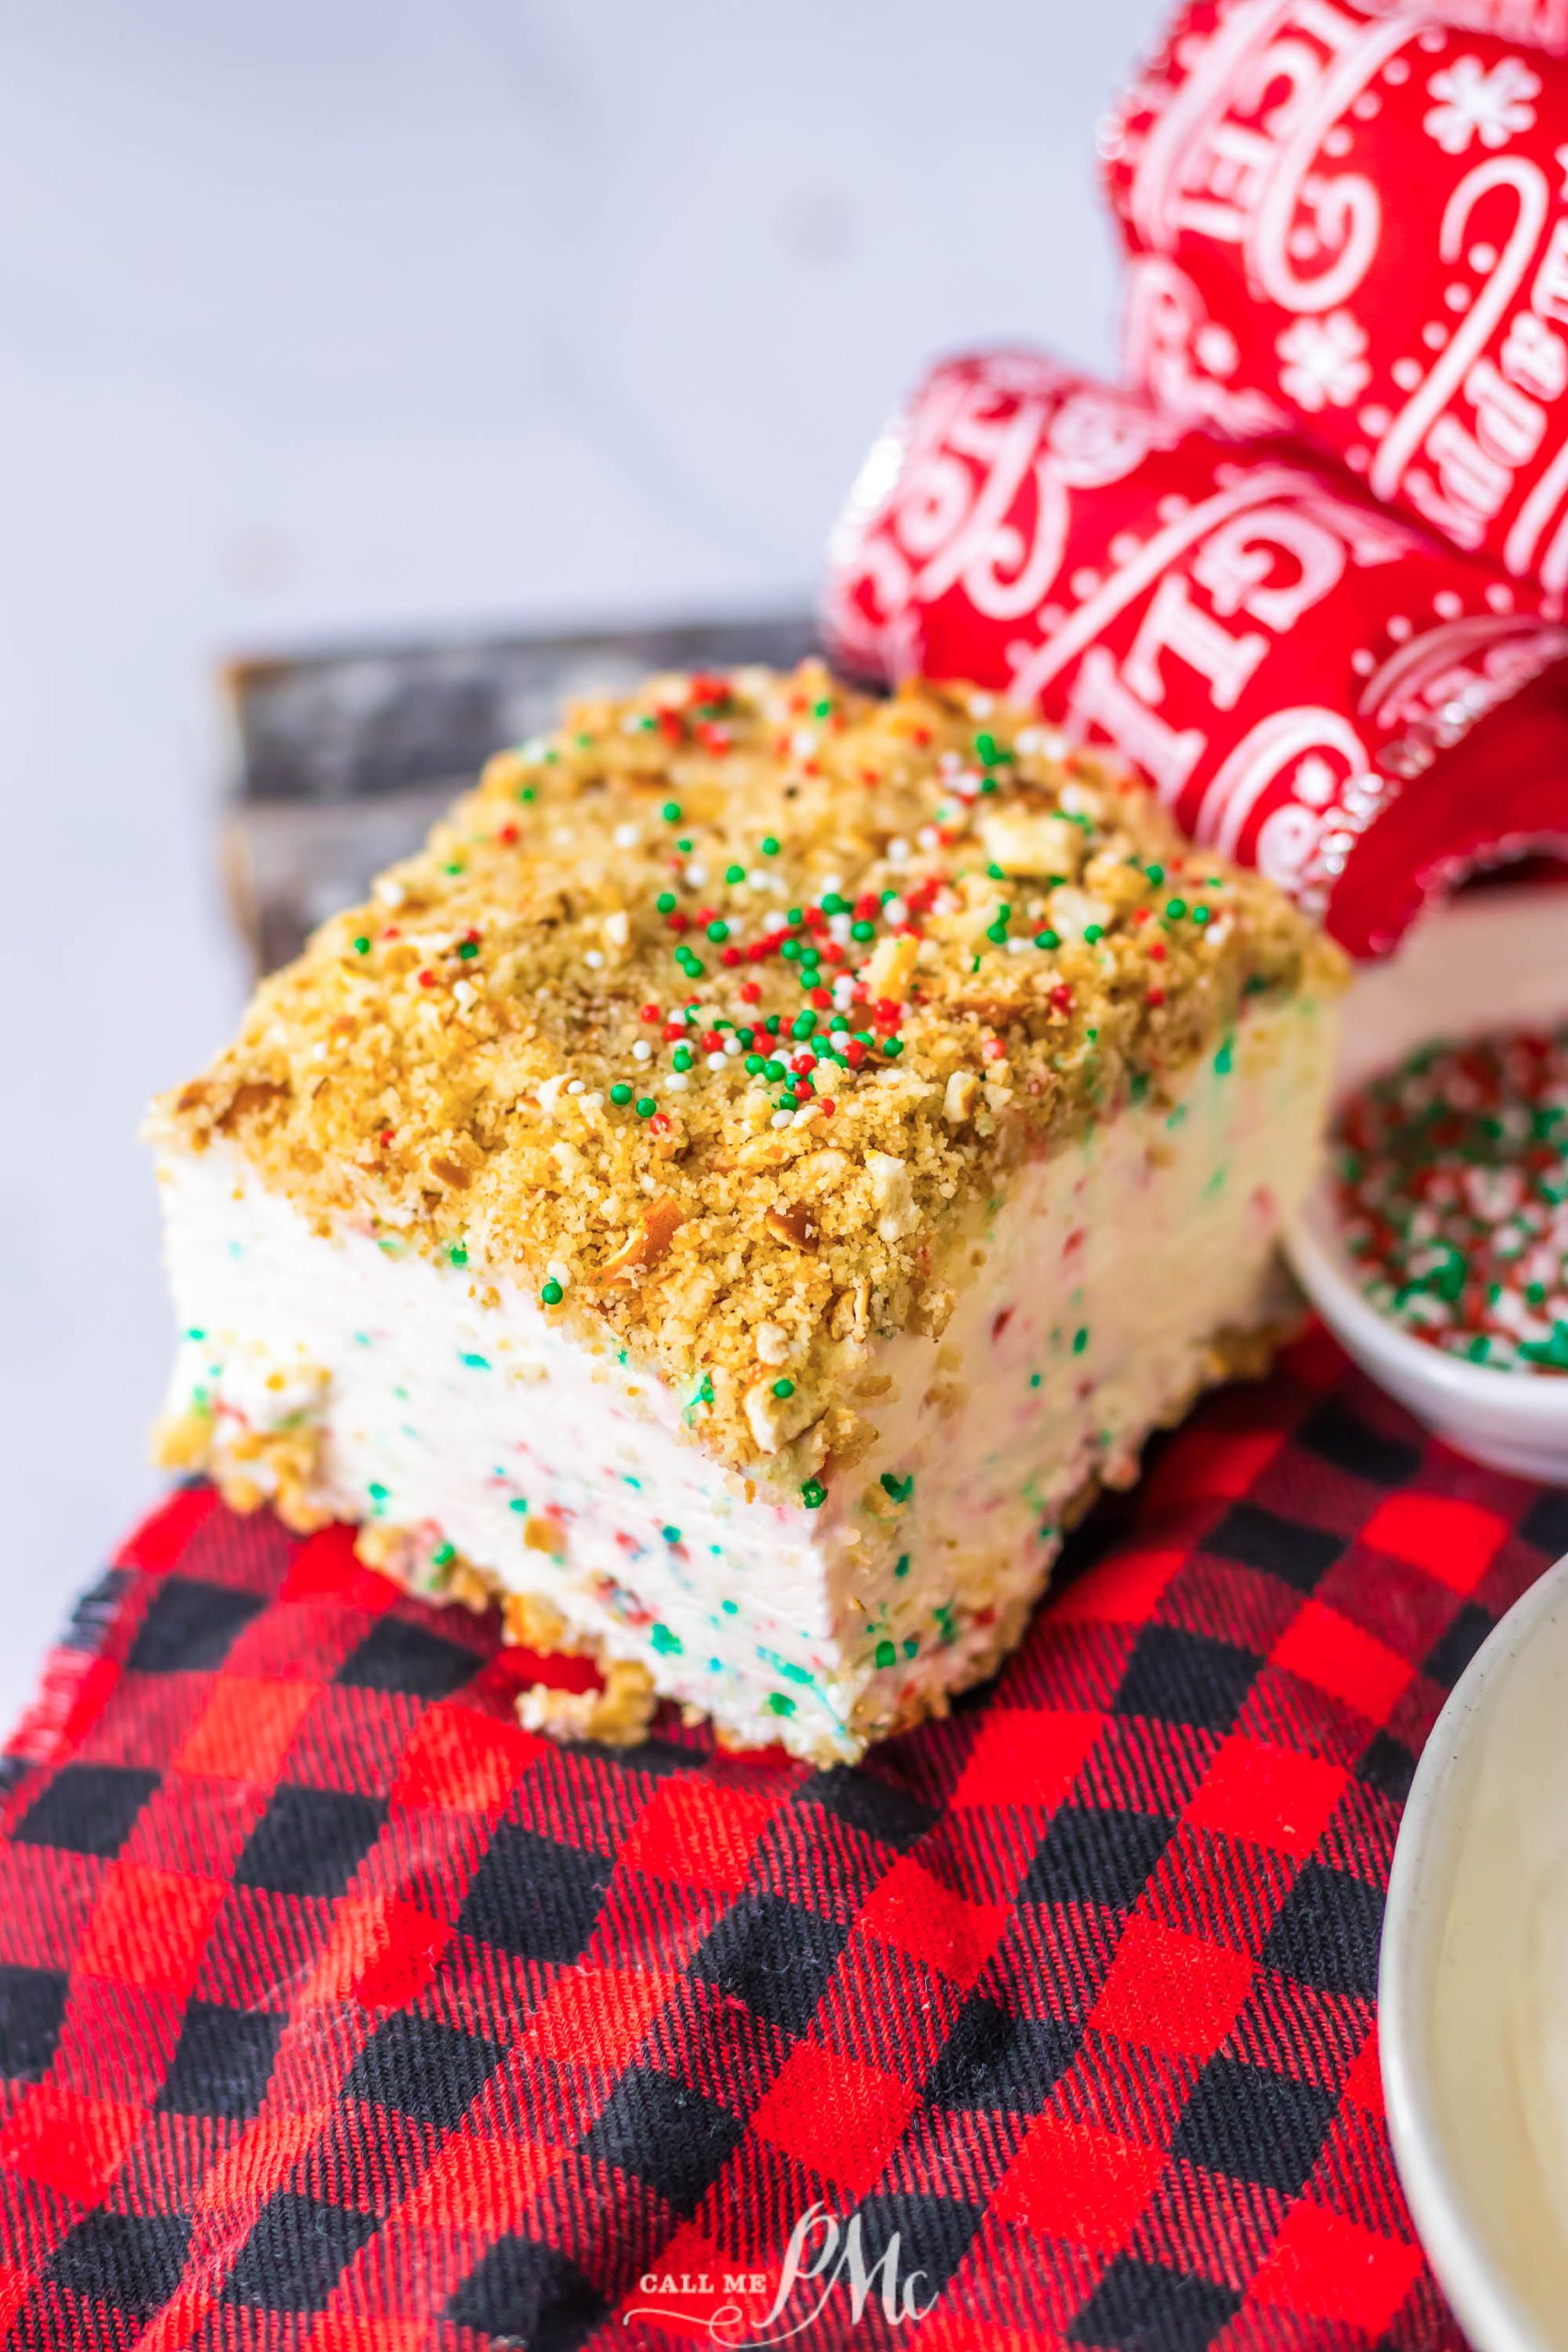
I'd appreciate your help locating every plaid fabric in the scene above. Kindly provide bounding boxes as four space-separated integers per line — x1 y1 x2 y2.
0 1329 1561 2351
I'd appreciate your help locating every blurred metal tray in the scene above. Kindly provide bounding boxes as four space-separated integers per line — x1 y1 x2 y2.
221 612 817 972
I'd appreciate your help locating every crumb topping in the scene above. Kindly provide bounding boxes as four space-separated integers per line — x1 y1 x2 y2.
152 662 1346 1481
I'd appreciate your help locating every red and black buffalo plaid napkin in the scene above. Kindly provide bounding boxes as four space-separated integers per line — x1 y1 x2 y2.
0 1326 1561 2350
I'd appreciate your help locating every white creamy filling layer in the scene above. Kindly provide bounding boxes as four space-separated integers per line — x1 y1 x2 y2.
156 993 1333 1758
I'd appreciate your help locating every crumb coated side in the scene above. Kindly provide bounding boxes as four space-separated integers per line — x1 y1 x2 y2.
152 663 1346 1485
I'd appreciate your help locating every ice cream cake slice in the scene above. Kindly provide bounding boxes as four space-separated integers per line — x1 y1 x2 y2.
150 663 1345 1763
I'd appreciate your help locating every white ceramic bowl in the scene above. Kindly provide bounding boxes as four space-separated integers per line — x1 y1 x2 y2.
1382 1547 1568 2352
1285 886 1568 1486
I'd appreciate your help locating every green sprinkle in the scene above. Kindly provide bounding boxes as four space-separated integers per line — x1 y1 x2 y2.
1214 1037 1235 1076
894 1554 910 1578
1072 1327 1089 1355
661 800 682 822
635 1097 657 1118
431 1542 456 1567
656 890 677 914
706 920 729 943
367 1481 389 1502
881 1471 914 1502
800 1479 828 1510
672 1046 694 1072
650 1623 682 1655
882 1038 904 1058
1165 897 1188 921
721 1599 739 1616
874 1640 897 1670
1035 929 1061 951
725 863 747 885
772 1377 795 1398
745 1053 766 1076
540 1280 564 1306
1145 862 1165 885
660 1524 682 1544
508 1497 528 1514
791 1012 817 1040
1192 905 1211 924
760 834 780 855
353 936 370 955
767 1692 796 1717
461 1351 490 1370
610 1083 634 1106
457 939 479 959
448 1245 468 1267
851 920 876 942
1084 924 1104 944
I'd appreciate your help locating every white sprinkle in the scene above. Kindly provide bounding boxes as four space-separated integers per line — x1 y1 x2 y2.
546 1261 570 1289
667 1073 690 1092
763 909 790 933
583 948 604 968
631 1040 653 1063
706 1052 728 1071
685 863 707 888
831 977 854 1008
375 876 407 909
792 729 818 758
723 1035 743 1057
748 870 771 889
884 897 908 924
614 822 640 848
819 874 844 896
1008 936 1032 956
917 825 942 851
771 1110 794 1128
829 914 852 944
567 1079 586 1095
792 1105 816 1126
454 978 477 1007
886 838 910 865
310 1040 328 1060
969 692 994 717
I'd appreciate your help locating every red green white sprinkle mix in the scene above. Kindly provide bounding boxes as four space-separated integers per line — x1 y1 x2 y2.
1335 1028 1568 1374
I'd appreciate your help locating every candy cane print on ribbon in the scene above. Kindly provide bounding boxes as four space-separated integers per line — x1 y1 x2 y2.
1371 155 1552 537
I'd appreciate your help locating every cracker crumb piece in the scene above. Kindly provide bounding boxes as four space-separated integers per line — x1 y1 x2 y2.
516 1659 658 1747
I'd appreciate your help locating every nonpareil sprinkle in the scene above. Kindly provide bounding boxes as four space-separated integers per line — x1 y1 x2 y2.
1335 1028 1568 1374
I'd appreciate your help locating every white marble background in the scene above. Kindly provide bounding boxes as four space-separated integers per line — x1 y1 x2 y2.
1 0 1150 1723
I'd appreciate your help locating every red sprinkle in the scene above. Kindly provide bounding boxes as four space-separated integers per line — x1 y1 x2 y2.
739 980 762 1003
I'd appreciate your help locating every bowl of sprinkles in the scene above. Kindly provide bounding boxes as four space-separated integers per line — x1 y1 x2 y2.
1288 884 1568 1486
1336 1031 1568 1378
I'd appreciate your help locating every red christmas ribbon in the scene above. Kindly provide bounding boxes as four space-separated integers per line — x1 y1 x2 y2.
823 348 1568 955
1106 0 1568 583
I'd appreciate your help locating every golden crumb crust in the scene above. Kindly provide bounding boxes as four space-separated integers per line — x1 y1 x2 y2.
152 662 1346 1486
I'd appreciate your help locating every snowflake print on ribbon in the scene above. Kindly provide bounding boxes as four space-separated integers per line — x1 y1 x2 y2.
1423 53 1540 153
1275 311 1372 412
